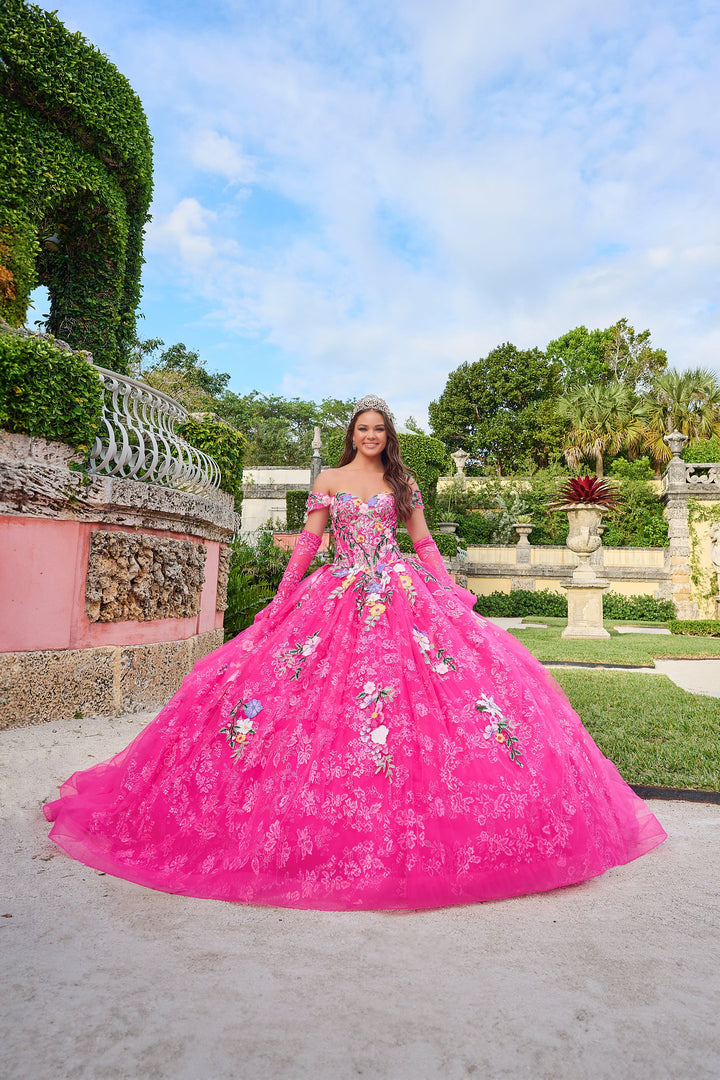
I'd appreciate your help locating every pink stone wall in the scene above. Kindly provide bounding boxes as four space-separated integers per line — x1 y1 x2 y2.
0 516 224 654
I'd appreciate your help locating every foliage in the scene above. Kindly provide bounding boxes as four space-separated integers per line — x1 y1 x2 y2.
218 391 355 467
176 413 246 511
687 500 720 603
682 438 720 463
223 531 291 640
0 0 153 371
428 342 563 475
546 325 616 390
472 588 673 621
473 589 568 617
0 326 101 451
603 593 676 621
602 318 667 394
286 490 308 530
551 474 620 508
554 670 720 791
396 531 461 558
600 465 669 547
640 368 720 472
669 620 720 637
555 382 645 477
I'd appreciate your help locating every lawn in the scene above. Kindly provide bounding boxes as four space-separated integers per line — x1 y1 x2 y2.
552 669 720 791
509 622 720 666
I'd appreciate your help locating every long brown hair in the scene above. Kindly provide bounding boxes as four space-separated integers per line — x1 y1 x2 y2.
338 408 415 520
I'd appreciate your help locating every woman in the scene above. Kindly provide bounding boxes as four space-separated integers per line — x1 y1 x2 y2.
44 394 666 909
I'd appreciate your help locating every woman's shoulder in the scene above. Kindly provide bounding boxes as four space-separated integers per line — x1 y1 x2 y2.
312 469 339 496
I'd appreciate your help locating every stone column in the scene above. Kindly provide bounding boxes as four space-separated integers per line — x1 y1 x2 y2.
310 427 323 487
662 430 698 620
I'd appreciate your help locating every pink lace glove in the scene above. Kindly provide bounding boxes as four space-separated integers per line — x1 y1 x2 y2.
413 534 454 587
413 534 477 610
255 529 321 624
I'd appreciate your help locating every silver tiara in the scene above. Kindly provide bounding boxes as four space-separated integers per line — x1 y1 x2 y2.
351 394 391 421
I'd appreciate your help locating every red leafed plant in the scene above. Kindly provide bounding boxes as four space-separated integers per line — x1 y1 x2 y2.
551 475 620 510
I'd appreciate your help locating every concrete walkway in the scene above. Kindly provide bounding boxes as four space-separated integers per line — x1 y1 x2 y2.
2 713 720 1080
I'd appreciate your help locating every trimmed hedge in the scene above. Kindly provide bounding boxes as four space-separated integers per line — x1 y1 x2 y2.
0 0 153 371
396 531 461 558
177 413 246 512
0 326 101 451
473 588 676 622
286 489 308 530
668 620 720 637
682 439 720 464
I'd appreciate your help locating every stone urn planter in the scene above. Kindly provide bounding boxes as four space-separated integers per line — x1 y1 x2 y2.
437 521 459 535
551 477 620 641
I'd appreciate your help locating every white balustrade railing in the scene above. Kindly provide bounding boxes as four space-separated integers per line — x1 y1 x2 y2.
88 368 222 495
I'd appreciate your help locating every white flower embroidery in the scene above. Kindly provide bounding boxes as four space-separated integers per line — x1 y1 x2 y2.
301 632 320 657
370 725 389 745
362 681 377 695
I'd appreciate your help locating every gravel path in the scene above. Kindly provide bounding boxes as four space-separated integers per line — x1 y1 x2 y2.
2 713 719 1080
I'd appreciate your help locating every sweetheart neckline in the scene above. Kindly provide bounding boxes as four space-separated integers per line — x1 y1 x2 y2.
331 490 394 503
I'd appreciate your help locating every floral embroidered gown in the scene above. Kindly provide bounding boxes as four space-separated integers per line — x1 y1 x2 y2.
44 490 666 909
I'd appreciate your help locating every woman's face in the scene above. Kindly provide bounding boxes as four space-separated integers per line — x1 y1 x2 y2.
353 410 387 460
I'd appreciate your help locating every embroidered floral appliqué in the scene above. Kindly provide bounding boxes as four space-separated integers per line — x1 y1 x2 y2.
357 682 395 780
221 698 263 761
475 693 524 767
276 632 321 679
412 625 457 675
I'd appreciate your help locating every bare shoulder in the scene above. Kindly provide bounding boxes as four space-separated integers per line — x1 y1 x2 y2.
313 469 338 496
406 475 420 491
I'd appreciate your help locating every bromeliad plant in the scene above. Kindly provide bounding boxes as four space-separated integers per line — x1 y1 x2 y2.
551 475 621 510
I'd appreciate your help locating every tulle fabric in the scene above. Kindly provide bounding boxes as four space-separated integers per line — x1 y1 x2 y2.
44 492 666 909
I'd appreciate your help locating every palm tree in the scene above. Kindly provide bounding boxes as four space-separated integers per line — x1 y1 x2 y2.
555 383 643 477
641 368 720 473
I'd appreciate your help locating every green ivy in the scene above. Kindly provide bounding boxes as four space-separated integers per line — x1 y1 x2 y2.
687 499 720 603
0 326 102 451
668 619 720 637
286 489 308 530
177 413 247 512
0 0 153 372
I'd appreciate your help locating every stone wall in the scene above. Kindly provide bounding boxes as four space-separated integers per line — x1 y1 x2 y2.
0 431 240 726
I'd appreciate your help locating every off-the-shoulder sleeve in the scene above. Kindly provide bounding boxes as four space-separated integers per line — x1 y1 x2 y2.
306 492 332 513
410 488 424 510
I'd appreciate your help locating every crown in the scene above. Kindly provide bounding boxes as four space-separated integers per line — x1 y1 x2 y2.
351 394 391 421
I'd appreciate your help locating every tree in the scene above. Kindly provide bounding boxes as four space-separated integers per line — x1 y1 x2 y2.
428 343 562 475
404 416 427 435
218 391 355 466
547 319 667 393
640 368 720 473
555 382 644 477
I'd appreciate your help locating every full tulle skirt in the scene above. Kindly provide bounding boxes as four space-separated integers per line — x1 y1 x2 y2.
44 558 666 910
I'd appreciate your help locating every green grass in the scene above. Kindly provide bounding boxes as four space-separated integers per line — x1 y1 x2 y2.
509 624 720 666
553 670 720 790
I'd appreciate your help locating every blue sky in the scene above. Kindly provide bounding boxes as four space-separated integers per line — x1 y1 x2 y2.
38 0 720 426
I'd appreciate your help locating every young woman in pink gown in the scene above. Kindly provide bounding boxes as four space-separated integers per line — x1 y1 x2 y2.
44 394 666 909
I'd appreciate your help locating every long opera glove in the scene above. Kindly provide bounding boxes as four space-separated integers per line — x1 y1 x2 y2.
413 534 477 611
256 529 321 623
412 534 454 586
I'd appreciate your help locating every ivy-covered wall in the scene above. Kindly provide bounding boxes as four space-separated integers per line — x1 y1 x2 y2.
0 0 153 373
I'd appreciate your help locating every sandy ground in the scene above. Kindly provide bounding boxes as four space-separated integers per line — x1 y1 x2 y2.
2 712 720 1080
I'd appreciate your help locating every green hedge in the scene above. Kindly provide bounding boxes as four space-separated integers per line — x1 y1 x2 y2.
473 588 676 622
0 0 153 371
0 327 101 451
668 619 720 637
396 531 461 558
286 489 307 529
177 413 246 512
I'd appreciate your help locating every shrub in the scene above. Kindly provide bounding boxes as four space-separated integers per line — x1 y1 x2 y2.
682 439 720 463
396 531 462 558
177 413 246 512
602 593 676 621
285 489 307 530
668 619 720 637
0 328 102 451
473 589 568 617
472 589 676 622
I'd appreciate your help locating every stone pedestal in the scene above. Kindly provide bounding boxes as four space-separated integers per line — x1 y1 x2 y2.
562 580 611 639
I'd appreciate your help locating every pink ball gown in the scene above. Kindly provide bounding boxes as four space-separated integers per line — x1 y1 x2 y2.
44 490 666 909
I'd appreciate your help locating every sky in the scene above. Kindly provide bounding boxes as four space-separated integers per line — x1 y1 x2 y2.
36 0 720 427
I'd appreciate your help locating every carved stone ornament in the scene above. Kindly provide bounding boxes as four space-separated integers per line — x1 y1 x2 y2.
85 531 206 623
216 544 232 612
